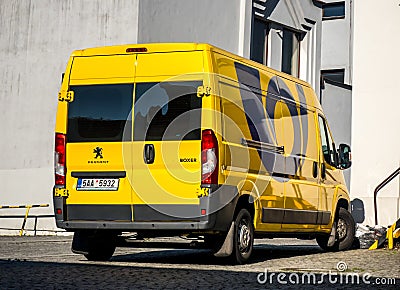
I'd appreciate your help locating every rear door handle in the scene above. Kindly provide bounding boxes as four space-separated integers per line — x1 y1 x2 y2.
321 163 326 180
144 144 155 164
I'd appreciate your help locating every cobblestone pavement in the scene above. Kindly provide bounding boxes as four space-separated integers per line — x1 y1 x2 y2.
0 236 399 289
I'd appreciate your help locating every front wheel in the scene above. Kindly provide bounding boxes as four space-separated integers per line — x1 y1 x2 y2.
317 207 355 251
231 208 254 264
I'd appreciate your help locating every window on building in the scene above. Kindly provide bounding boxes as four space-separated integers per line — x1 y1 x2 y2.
322 2 345 20
250 18 268 65
281 29 300 77
251 20 301 77
321 69 345 83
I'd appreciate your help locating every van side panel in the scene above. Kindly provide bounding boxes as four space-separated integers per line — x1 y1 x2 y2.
316 110 349 230
212 52 286 232
277 78 320 229
211 50 343 233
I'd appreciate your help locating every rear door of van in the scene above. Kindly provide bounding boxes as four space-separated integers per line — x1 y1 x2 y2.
130 52 204 222
64 49 206 223
65 55 135 221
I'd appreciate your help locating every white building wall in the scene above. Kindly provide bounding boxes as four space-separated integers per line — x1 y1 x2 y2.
351 0 400 226
0 0 139 235
299 21 322 94
267 28 284 71
137 0 251 57
253 0 323 94
321 0 352 83
320 0 353 193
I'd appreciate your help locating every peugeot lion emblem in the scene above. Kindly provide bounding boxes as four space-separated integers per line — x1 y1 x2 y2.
93 147 103 159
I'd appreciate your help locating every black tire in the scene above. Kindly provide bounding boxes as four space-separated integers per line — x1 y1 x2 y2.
231 208 254 264
317 207 355 251
84 231 117 261
204 234 225 252
316 233 331 251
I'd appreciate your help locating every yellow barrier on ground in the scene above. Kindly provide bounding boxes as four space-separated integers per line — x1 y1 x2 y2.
0 204 49 236
369 218 400 250
394 228 400 239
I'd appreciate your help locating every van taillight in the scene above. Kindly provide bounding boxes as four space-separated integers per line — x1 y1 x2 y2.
54 133 66 186
201 129 218 185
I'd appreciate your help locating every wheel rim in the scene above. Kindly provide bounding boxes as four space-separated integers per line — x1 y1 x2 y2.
238 219 251 253
337 218 347 240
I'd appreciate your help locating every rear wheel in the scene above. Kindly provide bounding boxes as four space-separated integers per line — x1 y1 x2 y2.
317 207 355 251
81 231 117 261
231 208 254 264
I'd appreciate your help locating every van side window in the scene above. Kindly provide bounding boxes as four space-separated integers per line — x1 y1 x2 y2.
220 82 276 145
318 115 337 167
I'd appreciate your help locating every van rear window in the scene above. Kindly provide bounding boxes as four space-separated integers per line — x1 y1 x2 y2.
134 81 202 141
67 84 133 142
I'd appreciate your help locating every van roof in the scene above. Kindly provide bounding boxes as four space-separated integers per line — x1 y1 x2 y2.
71 43 312 88
71 43 211 56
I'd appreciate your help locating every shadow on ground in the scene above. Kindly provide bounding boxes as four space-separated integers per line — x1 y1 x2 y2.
0 259 396 289
112 242 323 265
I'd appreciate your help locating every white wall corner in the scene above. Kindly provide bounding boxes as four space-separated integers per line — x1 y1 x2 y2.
238 0 253 58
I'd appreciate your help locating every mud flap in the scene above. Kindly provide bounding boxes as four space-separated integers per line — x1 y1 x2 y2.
71 231 90 255
327 221 337 247
214 222 235 257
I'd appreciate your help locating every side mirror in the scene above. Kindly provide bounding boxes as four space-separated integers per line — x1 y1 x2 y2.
338 143 352 169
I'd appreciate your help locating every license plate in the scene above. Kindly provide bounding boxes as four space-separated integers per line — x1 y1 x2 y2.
76 178 119 191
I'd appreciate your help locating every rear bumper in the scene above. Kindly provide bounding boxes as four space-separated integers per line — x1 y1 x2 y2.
53 184 238 233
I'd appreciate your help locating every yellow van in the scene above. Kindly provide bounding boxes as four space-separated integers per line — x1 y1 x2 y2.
53 43 354 264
